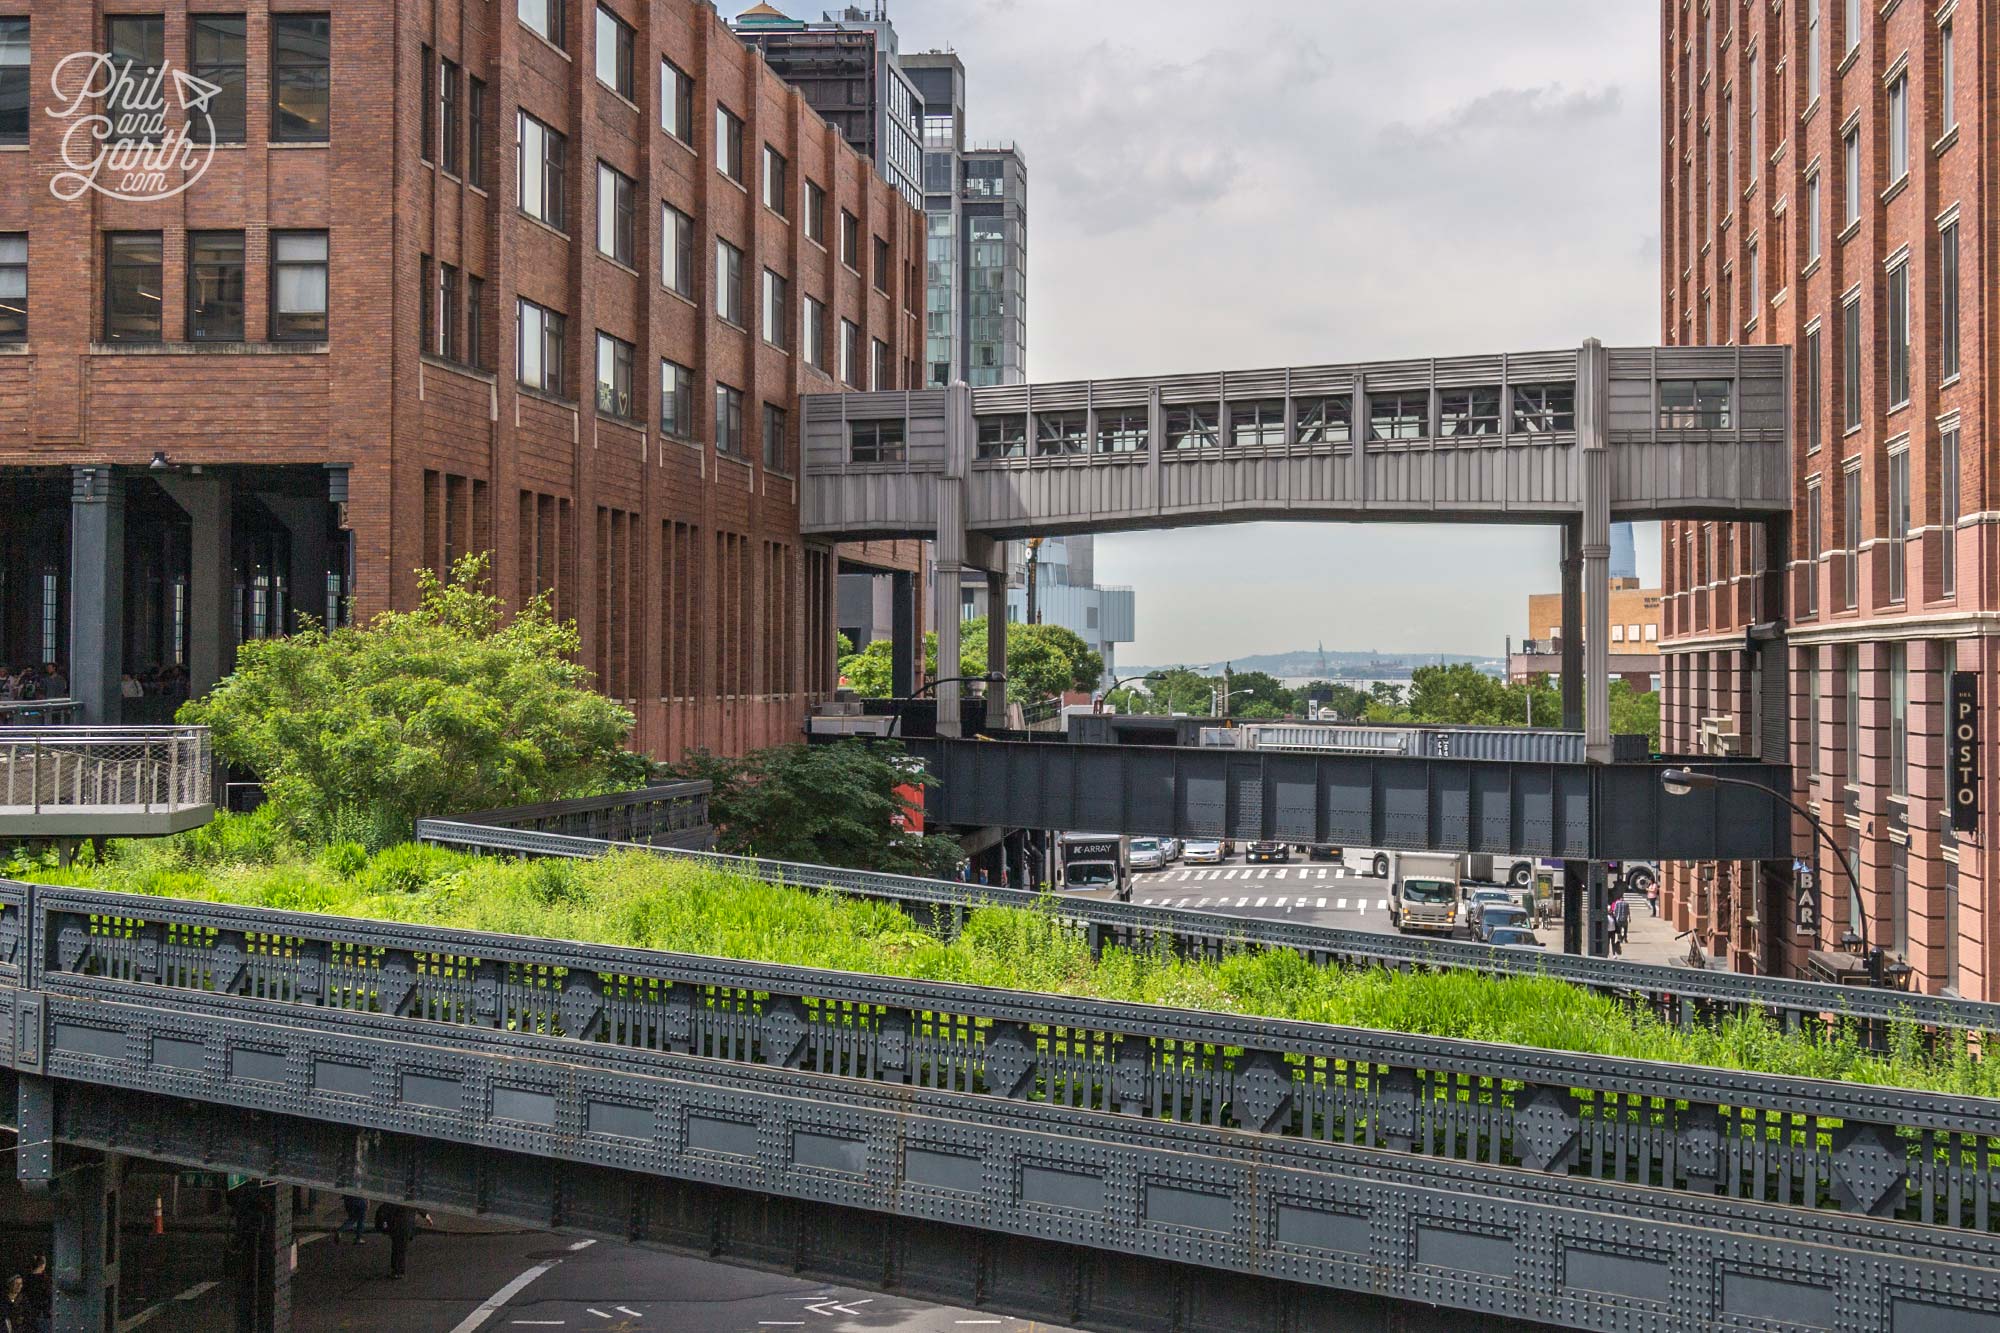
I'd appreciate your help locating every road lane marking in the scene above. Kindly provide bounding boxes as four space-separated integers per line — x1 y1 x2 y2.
1316 897 1326 907
118 1280 219 1331
448 1257 571 1333
568 1239 598 1251
1379 899 1390 909
1254 897 1268 907
1235 897 1249 906
509 1324 565 1328
586 1312 612 1321
1337 898 1347 909
616 1308 643 1318
1275 869 1287 879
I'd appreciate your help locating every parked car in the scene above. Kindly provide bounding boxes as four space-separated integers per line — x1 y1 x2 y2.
1476 903 1532 942
1465 887 1518 933
1183 839 1224 865
1128 837 1166 871
1161 837 1184 862
1488 926 1545 948
1307 844 1340 861
1246 840 1289 864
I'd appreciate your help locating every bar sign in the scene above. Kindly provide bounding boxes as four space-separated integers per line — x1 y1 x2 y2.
1949 671 1979 832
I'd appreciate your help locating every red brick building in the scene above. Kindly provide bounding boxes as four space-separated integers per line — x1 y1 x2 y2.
1659 0 1993 995
0 0 925 757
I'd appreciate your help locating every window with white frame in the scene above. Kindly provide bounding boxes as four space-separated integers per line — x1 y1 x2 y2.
1887 73 1909 181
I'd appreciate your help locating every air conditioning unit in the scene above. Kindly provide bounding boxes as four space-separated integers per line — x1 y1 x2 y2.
1699 715 1747 756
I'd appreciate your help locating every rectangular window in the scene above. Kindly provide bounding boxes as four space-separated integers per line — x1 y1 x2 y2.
188 231 246 340
270 231 328 341
421 46 434 161
1805 479 1822 615
1842 127 1860 225
595 331 633 418
763 403 787 472
596 162 636 265
466 273 485 368
103 232 163 343
439 58 460 174
1843 465 1860 609
186 231 245 341
659 360 693 438
516 298 566 396
715 383 745 456
838 319 859 387
0 18 26 146
1296 395 1351 444
1748 55 1759 178
1887 74 1908 182
1808 658 1821 775
1844 649 1860 796
839 210 860 268
436 261 459 360
189 15 247 143
662 203 694 297
107 17 165 145
521 0 564 48
715 105 744 183
1806 172 1821 262
418 254 433 351
517 112 567 229
1886 261 1909 409
761 269 788 349
1941 426 1960 596
1888 447 1909 603
873 235 890 293
1723 90 1735 204
802 296 827 372
1229 400 1286 447
762 146 788 215
1807 0 1822 102
1940 19 1956 132
1165 404 1218 450
977 416 1028 459
1658 379 1731 429
1510 383 1574 434
1844 0 1860 54
1747 239 1760 314
1889 642 1908 798
1805 327 1822 450
468 77 488 189
1034 411 1087 456
1841 296 1861 429
271 13 330 142
1368 390 1428 441
804 180 827 245
871 338 889 390
1438 388 1500 437
1095 409 1147 454
660 60 693 144
715 239 744 326
594 5 633 98
0 234 23 343
849 419 905 465
1940 221 1960 380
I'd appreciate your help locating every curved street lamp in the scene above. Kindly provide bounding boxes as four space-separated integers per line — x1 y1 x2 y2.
1095 669 1172 714
886 675 1002 739
1660 767 1901 985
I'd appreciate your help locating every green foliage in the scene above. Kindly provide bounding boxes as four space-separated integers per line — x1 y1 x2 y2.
836 617 1104 704
51 816 2000 1099
666 741 963 877
1354 662 1659 745
180 555 636 847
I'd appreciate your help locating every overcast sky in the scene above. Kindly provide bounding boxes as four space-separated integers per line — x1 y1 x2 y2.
882 0 1664 664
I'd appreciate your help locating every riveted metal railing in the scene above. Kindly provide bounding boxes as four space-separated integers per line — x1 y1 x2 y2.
449 781 712 849
413 817 2000 1039
25 883 2000 1238
0 727 211 814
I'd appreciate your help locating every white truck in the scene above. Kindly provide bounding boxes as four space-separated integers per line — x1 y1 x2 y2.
1058 832 1131 901
1390 852 1464 935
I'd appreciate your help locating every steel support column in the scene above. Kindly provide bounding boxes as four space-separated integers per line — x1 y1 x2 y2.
889 570 916 701
51 1150 120 1333
1578 339 1612 763
986 568 1007 706
155 471 236 701
1559 520 1582 731
66 467 124 725
226 1182 292 1333
933 385 973 738
1563 859 1584 956
258 492 332 637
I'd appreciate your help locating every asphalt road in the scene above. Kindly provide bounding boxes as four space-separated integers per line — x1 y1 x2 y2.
124 1216 1080 1333
1071 858 1404 933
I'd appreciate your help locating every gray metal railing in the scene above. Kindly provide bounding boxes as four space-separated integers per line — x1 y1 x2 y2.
413 817 2000 1037
0 698 80 726
18 881 1999 1240
0 727 211 813
451 781 712 849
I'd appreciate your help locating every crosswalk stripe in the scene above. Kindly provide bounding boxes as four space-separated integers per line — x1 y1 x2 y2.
1316 897 1327 908
1275 869 1287 880
1337 898 1347 909
1274 896 1288 907
1255 897 1268 907
1378 898 1390 909
1236 897 1249 907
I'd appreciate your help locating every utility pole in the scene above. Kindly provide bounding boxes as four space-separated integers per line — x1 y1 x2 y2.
1223 661 1233 720
1023 536 1043 626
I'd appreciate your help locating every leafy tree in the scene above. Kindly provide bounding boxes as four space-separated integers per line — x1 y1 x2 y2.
836 617 1102 704
1222 670 1292 718
1610 679 1663 749
666 740 963 876
181 554 638 846
1317 683 1372 720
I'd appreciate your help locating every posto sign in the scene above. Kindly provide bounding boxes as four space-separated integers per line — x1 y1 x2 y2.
1950 671 1979 832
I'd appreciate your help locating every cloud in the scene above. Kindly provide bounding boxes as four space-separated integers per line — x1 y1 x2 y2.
1383 84 1623 153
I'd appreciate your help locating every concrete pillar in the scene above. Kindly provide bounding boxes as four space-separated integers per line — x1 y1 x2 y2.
1559 519 1582 731
52 1151 121 1333
935 562 963 737
157 472 236 700
226 1182 292 1333
1578 338 1611 762
986 569 1007 697
67 467 125 724
889 571 916 700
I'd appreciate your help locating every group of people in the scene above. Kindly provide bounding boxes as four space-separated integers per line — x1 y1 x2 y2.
338 1196 432 1279
0 665 65 704
118 665 192 701
0 1255 50 1333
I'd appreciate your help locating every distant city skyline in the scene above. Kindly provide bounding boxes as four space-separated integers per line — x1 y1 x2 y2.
879 1 1662 663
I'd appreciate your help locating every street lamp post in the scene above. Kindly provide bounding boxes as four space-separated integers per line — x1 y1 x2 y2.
1096 669 1170 714
886 675 1001 739
1659 767 1901 986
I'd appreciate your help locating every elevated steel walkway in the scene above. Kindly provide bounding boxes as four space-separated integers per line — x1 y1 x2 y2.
0 727 212 837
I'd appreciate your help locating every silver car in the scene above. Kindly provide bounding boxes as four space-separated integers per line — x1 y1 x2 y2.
1182 838 1223 865
1128 837 1166 871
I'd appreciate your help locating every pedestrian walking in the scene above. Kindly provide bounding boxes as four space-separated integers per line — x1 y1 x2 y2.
0 1274 27 1333
380 1203 431 1279
339 1194 369 1244
1646 881 1659 916
17 1256 46 1333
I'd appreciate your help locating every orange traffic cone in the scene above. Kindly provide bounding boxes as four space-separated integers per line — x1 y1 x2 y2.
153 1196 164 1235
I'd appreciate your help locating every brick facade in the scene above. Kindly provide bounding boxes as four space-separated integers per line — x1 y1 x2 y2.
1659 0 1995 995
0 0 926 758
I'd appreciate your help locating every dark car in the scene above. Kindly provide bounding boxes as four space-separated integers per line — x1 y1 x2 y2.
1476 903 1531 942
1247 840 1289 864
1488 926 1545 948
1307 844 1340 861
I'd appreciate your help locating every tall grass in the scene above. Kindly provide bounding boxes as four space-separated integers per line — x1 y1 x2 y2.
31 811 2000 1099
